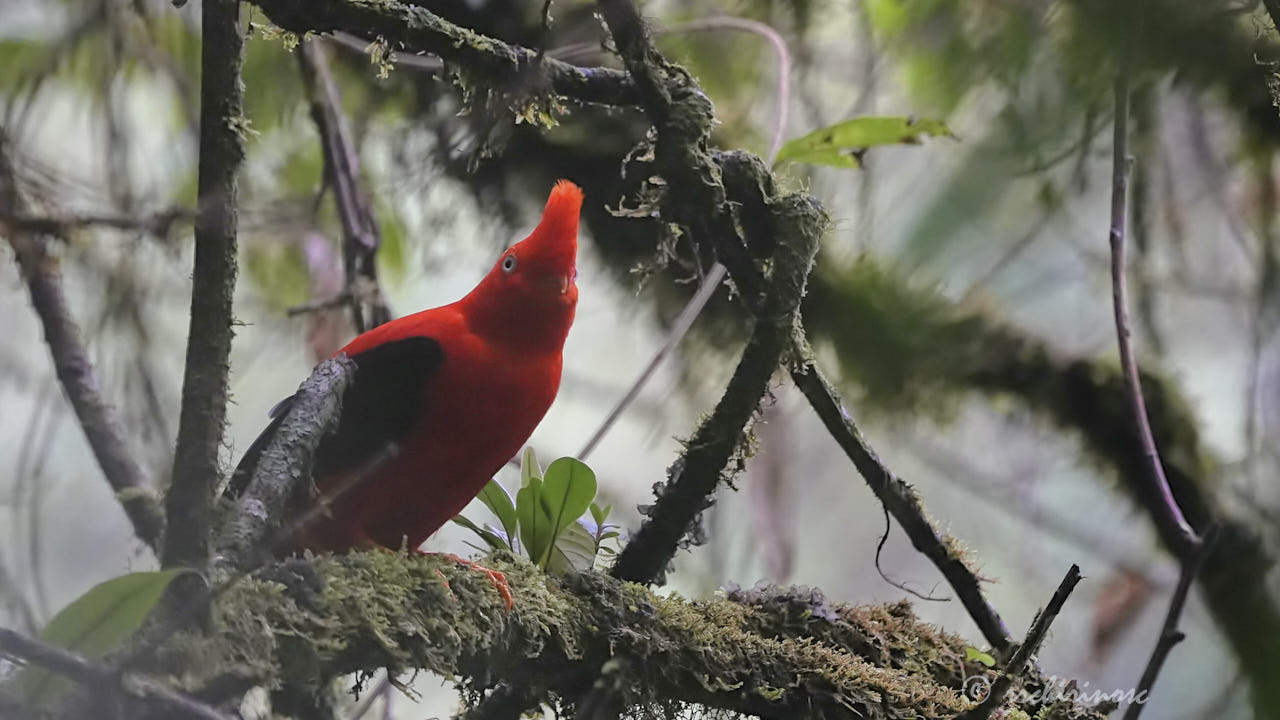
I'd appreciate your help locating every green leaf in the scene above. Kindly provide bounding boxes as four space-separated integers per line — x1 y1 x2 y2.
547 519 598 574
450 515 511 552
22 569 190 707
537 457 597 567
774 116 954 169
520 446 543 488
516 477 553 568
476 479 518 548
965 646 997 668
589 501 612 527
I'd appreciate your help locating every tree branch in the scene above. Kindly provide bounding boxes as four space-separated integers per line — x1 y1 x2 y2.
0 131 165 552
247 0 638 107
1123 525 1218 720
162 0 246 571
214 356 355 570
0 207 194 239
296 40 391 333
114 553 1101 720
0 628 230 720
959 564 1082 720
586 0 1019 650
609 193 823 584
1108 65 1197 557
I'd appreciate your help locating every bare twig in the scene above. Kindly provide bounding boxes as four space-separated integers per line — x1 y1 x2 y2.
297 40 392 333
1108 68 1197 557
0 627 232 720
288 290 354 317
1123 525 1218 720
0 207 195 238
1110 61 1215 720
0 131 165 552
959 564 1083 720
162 0 246 571
578 263 725 460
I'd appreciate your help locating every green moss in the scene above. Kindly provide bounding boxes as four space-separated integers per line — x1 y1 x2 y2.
115 552 1107 719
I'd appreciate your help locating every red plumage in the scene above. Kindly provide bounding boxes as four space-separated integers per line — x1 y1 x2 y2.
232 180 583 554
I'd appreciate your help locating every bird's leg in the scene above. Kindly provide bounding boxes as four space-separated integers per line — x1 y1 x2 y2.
415 549 513 611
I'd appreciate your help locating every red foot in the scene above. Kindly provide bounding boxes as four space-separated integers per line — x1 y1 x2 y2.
418 551 513 611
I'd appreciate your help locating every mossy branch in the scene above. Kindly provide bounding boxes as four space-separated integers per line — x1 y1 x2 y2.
248 0 637 107
589 0 1015 654
163 0 246 571
609 188 825 584
129 552 1099 720
806 258 1280 716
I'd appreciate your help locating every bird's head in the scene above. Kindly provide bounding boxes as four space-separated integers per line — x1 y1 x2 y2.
464 180 582 350
490 179 581 306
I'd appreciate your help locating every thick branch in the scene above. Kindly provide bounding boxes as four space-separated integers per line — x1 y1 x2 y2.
805 258 1280 714
586 0 1016 650
0 132 165 551
163 0 246 570
610 196 823 584
0 628 230 720
247 0 638 107
128 553 1102 720
215 356 355 569
296 40 391 333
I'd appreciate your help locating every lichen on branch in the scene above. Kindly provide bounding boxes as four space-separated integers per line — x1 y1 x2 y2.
137 551 1102 720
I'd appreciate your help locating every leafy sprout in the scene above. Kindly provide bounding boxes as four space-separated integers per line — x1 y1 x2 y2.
453 448 620 573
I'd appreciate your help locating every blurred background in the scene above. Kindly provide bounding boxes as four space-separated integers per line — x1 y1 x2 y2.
2 0 1278 717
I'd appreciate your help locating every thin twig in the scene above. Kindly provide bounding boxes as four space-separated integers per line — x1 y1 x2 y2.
959 564 1083 720
608 196 822 584
162 0 246 571
1122 525 1217 720
1109 60 1215 719
0 627 232 720
297 39 392 333
288 290 355 317
1108 67 1197 557
0 130 166 552
578 263 725 460
0 207 195 238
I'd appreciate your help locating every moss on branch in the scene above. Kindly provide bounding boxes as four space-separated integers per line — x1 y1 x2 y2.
805 258 1280 716
133 552 1103 719
248 0 637 107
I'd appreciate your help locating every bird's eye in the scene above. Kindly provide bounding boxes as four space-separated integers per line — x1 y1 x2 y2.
502 254 517 273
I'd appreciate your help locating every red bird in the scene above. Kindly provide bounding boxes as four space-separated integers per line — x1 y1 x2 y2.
229 180 582 593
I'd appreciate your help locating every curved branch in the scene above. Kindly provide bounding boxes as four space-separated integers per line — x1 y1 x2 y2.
609 193 823 584
0 131 165 552
586 0 1018 650
248 0 638 107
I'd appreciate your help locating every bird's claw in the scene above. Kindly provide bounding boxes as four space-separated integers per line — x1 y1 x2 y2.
420 551 513 611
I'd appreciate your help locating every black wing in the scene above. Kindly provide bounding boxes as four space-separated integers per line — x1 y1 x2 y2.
225 336 445 499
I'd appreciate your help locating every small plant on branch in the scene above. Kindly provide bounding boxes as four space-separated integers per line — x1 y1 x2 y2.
452 447 620 573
